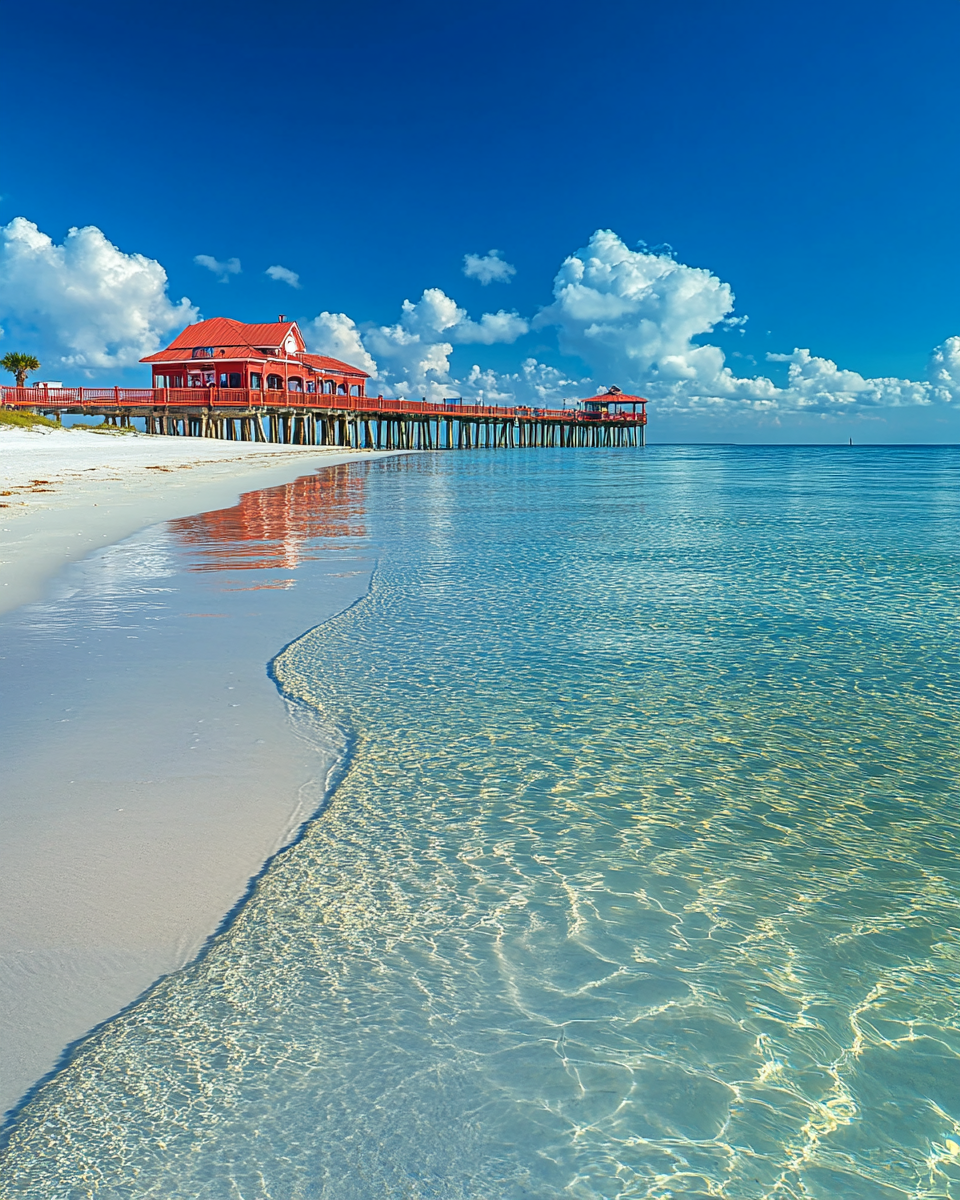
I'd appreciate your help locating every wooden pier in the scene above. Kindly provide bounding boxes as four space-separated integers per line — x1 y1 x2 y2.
1 387 646 449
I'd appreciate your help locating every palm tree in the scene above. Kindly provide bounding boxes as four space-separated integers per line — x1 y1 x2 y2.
1 352 41 388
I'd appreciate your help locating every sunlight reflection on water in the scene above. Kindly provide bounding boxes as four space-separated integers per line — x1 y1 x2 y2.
3 446 960 1199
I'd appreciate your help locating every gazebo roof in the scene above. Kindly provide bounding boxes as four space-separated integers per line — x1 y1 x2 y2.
580 389 647 405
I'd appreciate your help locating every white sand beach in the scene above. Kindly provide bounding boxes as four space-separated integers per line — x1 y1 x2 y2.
0 427 399 1118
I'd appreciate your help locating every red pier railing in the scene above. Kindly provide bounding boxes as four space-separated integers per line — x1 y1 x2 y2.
0 387 646 425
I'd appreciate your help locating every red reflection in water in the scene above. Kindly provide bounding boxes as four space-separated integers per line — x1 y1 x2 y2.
168 463 367 572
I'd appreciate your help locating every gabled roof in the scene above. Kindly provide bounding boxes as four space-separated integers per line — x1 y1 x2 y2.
140 346 271 364
238 321 306 352
158 317 304 353
167 316 246 348
141 317 371 378
300 353 369 378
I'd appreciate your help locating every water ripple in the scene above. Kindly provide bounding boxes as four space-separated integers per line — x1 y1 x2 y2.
3 446 960 1199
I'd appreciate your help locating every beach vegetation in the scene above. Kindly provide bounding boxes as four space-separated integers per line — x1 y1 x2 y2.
0 407 59 429
1 352 41 387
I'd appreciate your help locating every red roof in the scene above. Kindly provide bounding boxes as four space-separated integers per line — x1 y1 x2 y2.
141 317 370 378
580 391 647 404
160 317 302 352
140 346 271 363
300 353 368 378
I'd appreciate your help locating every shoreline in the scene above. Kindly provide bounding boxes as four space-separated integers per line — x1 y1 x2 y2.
0 434 397 1118
0 425 402 616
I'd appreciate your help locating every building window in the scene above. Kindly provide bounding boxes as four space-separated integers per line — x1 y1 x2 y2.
288 376 303 392
266 374 284 390
350 384 359 396
219 373 228 387
192 347 214 359
337 383 347 394
324 380 335 393
250 373 262 389
306 380 316 393
229 373 242 388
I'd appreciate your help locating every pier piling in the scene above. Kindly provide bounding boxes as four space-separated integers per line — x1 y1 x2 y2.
2 388 647 449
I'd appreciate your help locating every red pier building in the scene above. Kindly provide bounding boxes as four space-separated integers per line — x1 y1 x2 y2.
140 315 368 398
1 315 646 447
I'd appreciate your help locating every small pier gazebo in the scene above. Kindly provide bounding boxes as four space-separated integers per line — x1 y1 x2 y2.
578 387 647 419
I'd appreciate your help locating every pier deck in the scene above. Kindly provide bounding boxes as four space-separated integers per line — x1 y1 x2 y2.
1 387 646 449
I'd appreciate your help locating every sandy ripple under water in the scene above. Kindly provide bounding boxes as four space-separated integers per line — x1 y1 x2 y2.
2 446 960 1199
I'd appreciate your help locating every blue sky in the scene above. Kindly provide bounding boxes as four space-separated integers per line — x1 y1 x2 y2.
3 0 960 442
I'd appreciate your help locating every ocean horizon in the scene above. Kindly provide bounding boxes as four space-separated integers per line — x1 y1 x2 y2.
2 444 959 1198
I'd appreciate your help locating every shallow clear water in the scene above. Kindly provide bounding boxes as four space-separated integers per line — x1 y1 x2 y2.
0 463 372 1114
3 446 960 1199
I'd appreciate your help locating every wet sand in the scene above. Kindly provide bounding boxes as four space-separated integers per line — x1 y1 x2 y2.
0 436 394 1118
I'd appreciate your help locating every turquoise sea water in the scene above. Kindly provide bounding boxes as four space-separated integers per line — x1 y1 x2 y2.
3 445 960 1199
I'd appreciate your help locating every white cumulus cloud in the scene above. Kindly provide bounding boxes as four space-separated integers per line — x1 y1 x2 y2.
463 249 516 285
455 310 529 345
363 322 455 401
300 234 960 414
535 229 750 401
926 336 960 401
464 358 588 406
0 218 197 371
398 288 528 346
532 229 958 418
318 287 530 400
194 253 241 282
305 311 377 375
266 264 301 289
766 348 930 411
8 213 952 420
